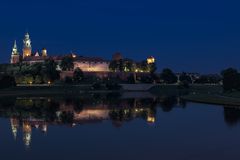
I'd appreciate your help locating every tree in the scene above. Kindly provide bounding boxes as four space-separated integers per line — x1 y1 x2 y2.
195 74 222 84
43 59 60 82
15 75 23 84
221 68 240 92
109 60 119 72
60 56 74 71
139 60 149 72
0 74 16 89
118 59 124 72
160 68 177 84
179 72 192 84
30 63 42 76
73 68 84 83
34 75 43 84
149 63 157 74
124 59 135 72
23 74 34 84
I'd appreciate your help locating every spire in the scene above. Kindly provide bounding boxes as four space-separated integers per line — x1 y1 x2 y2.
25 32 30 39
11 40 18 55
14 40 17 48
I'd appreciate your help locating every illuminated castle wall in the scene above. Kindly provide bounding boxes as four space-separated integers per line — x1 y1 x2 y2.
73 59 110 72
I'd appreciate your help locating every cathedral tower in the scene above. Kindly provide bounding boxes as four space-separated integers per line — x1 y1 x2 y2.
23 32 32 58
10 40 20 64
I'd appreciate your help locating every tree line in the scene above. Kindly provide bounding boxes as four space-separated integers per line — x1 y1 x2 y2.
0 54 240 93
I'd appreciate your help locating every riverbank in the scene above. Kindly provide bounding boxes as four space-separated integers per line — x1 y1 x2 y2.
151 84 240 106
0 83 158 97
181 94 240 106
2 84 240 107
0 85 120 97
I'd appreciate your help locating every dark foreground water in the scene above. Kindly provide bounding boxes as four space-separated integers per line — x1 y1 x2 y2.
0 94 240 160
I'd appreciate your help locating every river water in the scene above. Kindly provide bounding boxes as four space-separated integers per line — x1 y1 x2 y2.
0 94 239 160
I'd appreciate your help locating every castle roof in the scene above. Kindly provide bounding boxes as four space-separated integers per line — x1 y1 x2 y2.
75 56 109 63
22 55 109 63
23 56 48 62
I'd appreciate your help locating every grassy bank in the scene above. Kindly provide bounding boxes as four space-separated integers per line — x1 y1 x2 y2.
0 85 120 97
149 84 188 96
149 84 222 96
151 84 240 106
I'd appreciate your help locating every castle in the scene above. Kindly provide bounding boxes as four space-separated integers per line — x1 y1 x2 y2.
10 32 110 73
10 33 155 77
11 32 49 64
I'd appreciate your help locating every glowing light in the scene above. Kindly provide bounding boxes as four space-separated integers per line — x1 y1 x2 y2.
147 56 155 64
48 81 51 85
147 116 155 123
72 54 77 58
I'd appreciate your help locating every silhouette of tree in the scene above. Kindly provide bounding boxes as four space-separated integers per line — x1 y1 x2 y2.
60 56 74 71
221 68 240 91
73 68 84 83
160 68 177 84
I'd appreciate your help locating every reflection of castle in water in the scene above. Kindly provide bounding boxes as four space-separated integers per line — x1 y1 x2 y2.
7 96 240 148
10 118 47 147
8 96 160 147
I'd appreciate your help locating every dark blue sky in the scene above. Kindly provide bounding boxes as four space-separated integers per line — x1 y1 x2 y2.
0 0 238 73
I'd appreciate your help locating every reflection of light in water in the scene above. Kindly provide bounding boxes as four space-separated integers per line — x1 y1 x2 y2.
24 133 31 148
23 123 32 148
10 118 19 140
41 124 47 133
74 109 109 120
147 116 155 123
35 124 39 129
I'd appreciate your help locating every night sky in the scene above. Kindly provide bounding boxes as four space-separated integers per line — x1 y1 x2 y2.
0 0 238 73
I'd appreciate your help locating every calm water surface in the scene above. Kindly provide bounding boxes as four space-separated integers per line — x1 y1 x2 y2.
0 94 240 160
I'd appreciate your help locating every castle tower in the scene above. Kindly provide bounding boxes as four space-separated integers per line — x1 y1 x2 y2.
10 40 20 64
23 32 32 59
41 48 47 57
